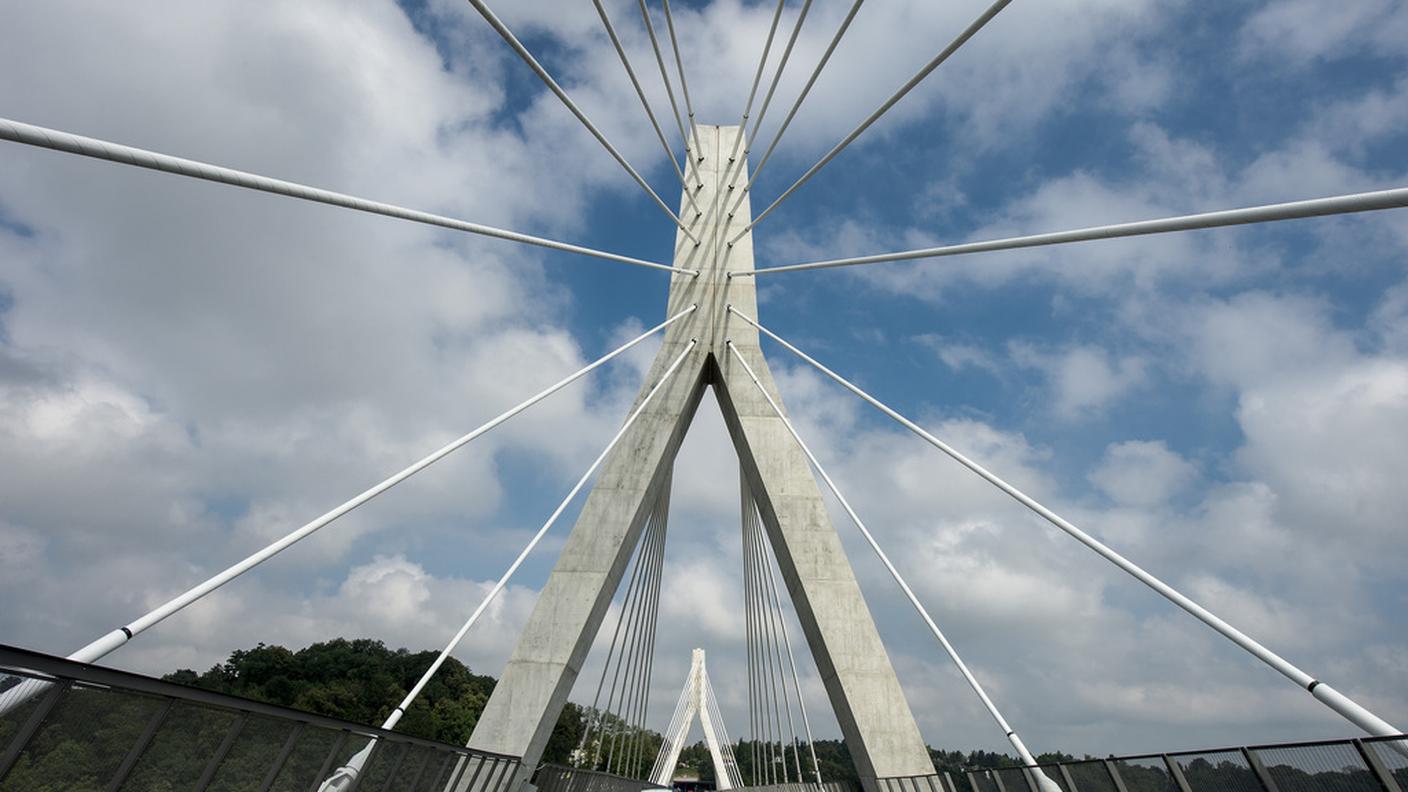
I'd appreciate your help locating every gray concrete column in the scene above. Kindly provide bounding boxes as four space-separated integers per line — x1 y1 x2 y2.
465 126 935 792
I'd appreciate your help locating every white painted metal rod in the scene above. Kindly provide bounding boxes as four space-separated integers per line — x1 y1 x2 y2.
576 490 660 766
729 307 1404 739
661 0 705 166
750 508 808 783
0 306 697 721
591 0 702 218
464 0 700 243
0 117 691 275
725 0 864 222
721 0 788 172
637 0 697 178
725 341 1058 789
717 0 816 207
751 497 823 784
316 338 698 790
734 0 1013 242
740 186 1408 275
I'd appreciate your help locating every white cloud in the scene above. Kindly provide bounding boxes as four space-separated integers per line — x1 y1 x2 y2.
2 0 1406 764
1089 441 1197 508
1011 342 1148 420
1239 0 1408 65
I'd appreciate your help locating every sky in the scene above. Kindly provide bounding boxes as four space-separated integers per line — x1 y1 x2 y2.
1 0 1407 762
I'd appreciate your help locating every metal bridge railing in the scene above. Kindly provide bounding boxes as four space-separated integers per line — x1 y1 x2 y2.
879 735 1408 792
535 763 669 792
738 781 856 792
0 643 522 792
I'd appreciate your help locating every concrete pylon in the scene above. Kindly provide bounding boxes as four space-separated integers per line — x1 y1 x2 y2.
463 126 935 792
651 649 742 790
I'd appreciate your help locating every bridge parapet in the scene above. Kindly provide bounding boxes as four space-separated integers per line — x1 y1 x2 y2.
0 643 522 792
737 781 856 792
878 735 1408 792
535 762 670 792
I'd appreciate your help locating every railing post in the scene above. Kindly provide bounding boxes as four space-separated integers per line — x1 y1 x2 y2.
1102 761 1129 792
256 723 305 792
1162 755 1192 792
991 770 1010 792
100 696 173 792
966 771 983 792
1353 739 1404 792
307 731 350 792
444 754 476 792
1057 764 1077 792
472 756 499 792
0 678 71 783
1240 748 1280 792
193 713 248 792
346 737 386 792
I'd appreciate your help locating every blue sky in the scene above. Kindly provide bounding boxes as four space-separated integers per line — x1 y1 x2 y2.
1 0 1406 761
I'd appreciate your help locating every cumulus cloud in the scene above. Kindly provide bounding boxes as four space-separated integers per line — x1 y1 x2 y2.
1089 441 1197 508
1010 343 1148 420
2 0 1406 764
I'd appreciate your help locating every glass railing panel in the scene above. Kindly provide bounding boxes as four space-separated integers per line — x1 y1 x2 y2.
1363 739 1408 791
1171 751 1261 792
1065 761 1118 792
1114 757 1176 792
0 682 163 792
204 714 297 792
267 725 342 792
118 701 238 790
1253 743 1378 792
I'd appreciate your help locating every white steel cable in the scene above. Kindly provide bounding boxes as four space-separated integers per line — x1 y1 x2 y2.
600 486 666 771
747 0 814 145
742 475 764 786
612 503 666 776
736 186 1408 276
725 340 1061 792
315 338 699 791
753 511 784 784
0 117 691 275
576 497 660 768
638 0 701 182
737 0 814 169
591 0 703 218
633 485 670 777
750 512 802 783
733 0 1013 242
716 0 815 211
618 503 658 775
661 0 705 167
750 495 823 784
630 498 667 777
704 671 745 789
725 0 864 222
729 307 1405 740
652 672 694 782
0 306 697 719
464 0 700 243
721 0 788 173
744 506 776 784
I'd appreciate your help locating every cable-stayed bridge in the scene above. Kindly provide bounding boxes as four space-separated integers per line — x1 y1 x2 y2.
2 1 1407 792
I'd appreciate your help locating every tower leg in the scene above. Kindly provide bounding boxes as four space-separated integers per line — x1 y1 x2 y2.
466 126 934 791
